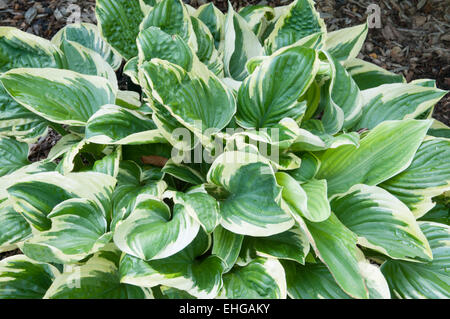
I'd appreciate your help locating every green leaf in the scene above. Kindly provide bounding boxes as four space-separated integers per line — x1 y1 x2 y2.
301 179 331 222
219 257 287 299
288 152 320 183
140 0 195 47
0 255 59 299
223 5 263 81
212 225 244 273
316 120 432 197
51 22 122 70
111 170 167 230
45 245 151 299
325 23 368 62
277 172 330 223
380 138 450 218
304 213 369 299
137 26 193 70
22 198 112 264
0 137 29 177
113 196 200 260
190 16 223 76
195 2 225 49
120 230 225 298
381 222 450 299
140 59 236 136
0 84 48 143
332 184 432 261
57 39 118 90
173 190 220 233
323 52 363 130
356 83 447 130
86 104 164 145
282 261 351 299
0 68 116 126
207 151 294 236
241 226 309 264
162 159 206 185
236 45 318 128
419 201 449 225
264 0 325 54
7 171 116 231
0 27 64 72
95 0 145 59
0 202 32 251
344 58 405 90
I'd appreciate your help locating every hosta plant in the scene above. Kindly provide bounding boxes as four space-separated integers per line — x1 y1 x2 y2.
0 0 449 299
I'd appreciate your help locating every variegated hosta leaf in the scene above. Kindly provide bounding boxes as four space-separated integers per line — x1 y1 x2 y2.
116 90 142 110
344 58 405 90
239 5 275 40
428 119 450 138
51 22 122 70
173 190 220 234
419 200 449 225
111 161 167 230
22 198 112 264
0 137 29 177
0 202 31 252
92 147 122 178
47 134 83 161
277 172 329 223
223 5 263 81
45 245 151 299
0 27 64 72
264 0 326 54
57 40 118 90
0 255 59 299
236 45 318 129
140 0 195 48
322 51 363 131
288 152 320 183
289 123 360 152
0 68 116 126
212 225 243 273
85 104 164 145
137 26 193 70
162 159 206 185
195 2 225 49
95 0 145 60
241 226 310 264
0 84 49 143
325 23 368 62
7 171 116 231
303 213 369 299
114 195 200 260
190 16 223 76
0 161 56 201
283 257 390 299
54 139 87 175
356 83 447 130
207 151 294 236
316 119 432 197
381 222 450 299
139 59 236 136
123 56 139 84
219 257 287 299
380 138 450 218
283 261 351 299
120 230 225 298
331 184 432 261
